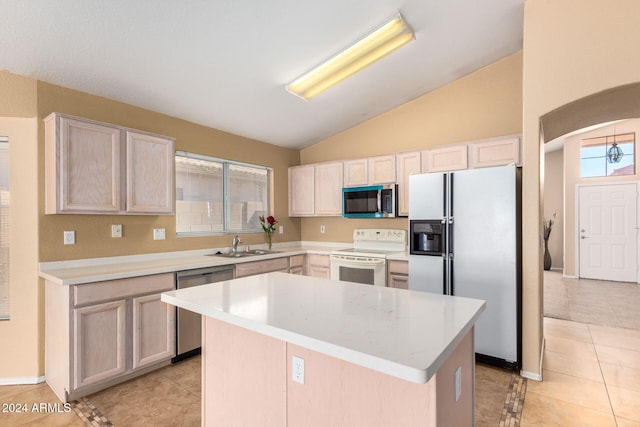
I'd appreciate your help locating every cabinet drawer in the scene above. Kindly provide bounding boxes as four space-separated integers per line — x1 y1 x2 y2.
306 254 330 267
235 258 289 278
74 273 175 307
387 260 408 275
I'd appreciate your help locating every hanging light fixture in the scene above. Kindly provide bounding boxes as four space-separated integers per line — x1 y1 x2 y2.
607 141 623 163
286 13 415 100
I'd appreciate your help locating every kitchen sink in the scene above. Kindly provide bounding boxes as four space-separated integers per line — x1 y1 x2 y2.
208 249 283 258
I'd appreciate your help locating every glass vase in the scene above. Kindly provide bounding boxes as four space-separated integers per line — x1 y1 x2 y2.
265 232 272 250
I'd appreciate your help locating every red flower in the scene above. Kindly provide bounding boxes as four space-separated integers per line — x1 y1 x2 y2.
267 216 276 225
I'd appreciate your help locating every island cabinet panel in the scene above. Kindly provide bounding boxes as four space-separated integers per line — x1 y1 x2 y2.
44 112 175 215
45 273 176 402
203 317 286 427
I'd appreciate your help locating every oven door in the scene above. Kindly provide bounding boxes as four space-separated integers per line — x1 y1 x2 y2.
330 254 387 286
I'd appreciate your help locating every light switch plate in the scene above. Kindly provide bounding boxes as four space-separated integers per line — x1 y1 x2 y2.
63 230 75 245
153 228 166 240
111 224 122 238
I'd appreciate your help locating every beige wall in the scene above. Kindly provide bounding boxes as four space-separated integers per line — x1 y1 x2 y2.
36 82 301 261
563 119 640 277
300 51 523 242
523 0 640 377
544 149 564 269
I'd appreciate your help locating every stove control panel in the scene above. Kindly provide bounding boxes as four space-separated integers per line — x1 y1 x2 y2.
353 228 406 244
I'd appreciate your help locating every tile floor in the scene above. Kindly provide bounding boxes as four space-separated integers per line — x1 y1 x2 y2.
2 271 638 426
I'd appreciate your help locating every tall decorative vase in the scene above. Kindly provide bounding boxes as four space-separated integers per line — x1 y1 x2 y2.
543 238 552 270
265 232 272 250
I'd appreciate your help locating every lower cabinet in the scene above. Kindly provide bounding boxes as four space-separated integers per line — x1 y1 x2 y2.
46 273 175 403
387 260 409 290
289 255 305 275
306 254 330 279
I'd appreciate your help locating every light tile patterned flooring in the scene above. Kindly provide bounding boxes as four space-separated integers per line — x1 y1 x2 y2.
523 271 640 426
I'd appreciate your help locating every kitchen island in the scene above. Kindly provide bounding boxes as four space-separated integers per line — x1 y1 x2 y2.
161 272 485 427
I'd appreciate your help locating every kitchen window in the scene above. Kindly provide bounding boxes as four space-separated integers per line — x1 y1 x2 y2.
175 151 271 235
580 132 635 178
0 137 9 320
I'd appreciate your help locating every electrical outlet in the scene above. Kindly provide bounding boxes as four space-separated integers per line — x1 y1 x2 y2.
279 225 284 234
455 366 462 402
111 224 122 238
320 225 325 234
292 356 304 384
63 230 75 245
153 228 166 240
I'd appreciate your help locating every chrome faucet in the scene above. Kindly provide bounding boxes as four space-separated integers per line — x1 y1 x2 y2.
232 235 242 253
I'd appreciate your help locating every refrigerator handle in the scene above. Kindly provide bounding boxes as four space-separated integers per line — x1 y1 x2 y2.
442 173 447 218
442 253 447 295
449 255 454 295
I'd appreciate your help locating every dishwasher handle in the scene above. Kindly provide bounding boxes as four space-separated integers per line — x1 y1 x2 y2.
176 266 234 280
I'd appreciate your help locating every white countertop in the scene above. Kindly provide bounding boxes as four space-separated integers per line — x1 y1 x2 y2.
39 243 348 285
161 272 485 384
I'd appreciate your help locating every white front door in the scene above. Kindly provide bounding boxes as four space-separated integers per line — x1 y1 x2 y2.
578 183 638 282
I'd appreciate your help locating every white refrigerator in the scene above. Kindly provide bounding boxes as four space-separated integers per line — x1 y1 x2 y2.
408 165 521 369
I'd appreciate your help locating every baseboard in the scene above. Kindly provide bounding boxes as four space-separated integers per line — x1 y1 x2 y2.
0 375 45 385
519 337 544 382
562 274 578 279
550 267 563 272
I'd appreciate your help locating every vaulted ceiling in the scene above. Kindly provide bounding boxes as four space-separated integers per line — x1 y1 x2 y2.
0 1 523 149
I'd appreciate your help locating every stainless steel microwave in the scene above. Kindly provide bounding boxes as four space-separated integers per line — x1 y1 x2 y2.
342 184 397 218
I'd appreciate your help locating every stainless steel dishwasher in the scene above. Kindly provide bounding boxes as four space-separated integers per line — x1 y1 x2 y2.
173 265 234 362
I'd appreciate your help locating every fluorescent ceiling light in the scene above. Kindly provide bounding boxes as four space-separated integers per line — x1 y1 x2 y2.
286 13 415 100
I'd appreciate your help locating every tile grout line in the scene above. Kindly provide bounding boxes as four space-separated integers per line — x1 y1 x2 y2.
499 372 527 426
588 323 619 424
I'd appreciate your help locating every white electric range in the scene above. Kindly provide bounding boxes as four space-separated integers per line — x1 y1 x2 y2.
330 229 407 286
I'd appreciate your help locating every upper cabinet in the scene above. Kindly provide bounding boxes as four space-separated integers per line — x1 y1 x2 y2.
395 151 421 217
45 113 175 215
344 155 396 187
289 161 343 217
343 159 368 187
422 145 468 173
468 136 521 169
368 155 396 184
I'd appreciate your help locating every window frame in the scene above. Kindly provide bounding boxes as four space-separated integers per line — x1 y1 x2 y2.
579 132 635 178
175 151 272 237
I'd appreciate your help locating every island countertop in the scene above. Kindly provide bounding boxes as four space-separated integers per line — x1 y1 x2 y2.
161 272 485 384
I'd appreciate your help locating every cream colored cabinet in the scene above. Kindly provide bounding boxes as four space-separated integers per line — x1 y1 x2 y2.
132 293 175 370
289 255 305 275
306 254 330 279
468 136 521 168
396 152 421 216
289 162 343 217
314 161 343 216
44 113 175 215
235 257 289 278
45 273 175 402
387 260 409 290
368 154 396 184
73 300 127 389
343 159 368 187
126 131 174 214
422 145 468 173
288 165 315 216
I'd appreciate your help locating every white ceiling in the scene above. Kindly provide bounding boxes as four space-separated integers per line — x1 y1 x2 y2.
0 1 523 149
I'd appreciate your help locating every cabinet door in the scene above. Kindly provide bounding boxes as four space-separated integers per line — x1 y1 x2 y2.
468 136 520 168
126 131 175 214
368 155 396 184
132 293 176 370
388 273 409 290
289 165 315 216
422 145 468 172
343 159 368 187
235 257 290 278
315 162 343 216
74 300 127 389
305 254 330 279
396 152 421 216
49 116 122 214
